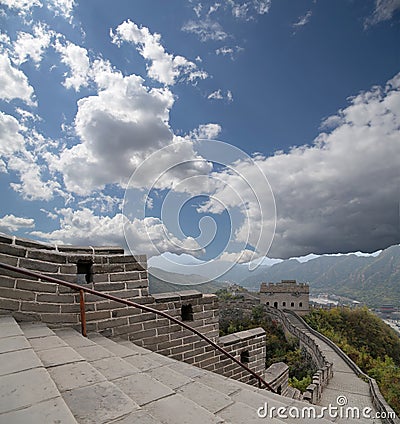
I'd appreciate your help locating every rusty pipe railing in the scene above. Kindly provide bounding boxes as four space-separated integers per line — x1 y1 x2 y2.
0 262 275 392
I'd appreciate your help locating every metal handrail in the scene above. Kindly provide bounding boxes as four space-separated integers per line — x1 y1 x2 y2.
0 262 275 392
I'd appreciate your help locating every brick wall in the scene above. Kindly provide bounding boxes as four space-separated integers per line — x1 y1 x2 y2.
0 233 269 388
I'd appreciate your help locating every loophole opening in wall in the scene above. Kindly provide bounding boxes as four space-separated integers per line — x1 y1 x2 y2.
291 302 295 307
274 301 278 308
240 350 250 364
77 260 93 284
181 304 193 321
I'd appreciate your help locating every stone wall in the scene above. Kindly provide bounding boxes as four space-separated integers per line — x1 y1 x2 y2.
0 233 266 387
264 305 333 404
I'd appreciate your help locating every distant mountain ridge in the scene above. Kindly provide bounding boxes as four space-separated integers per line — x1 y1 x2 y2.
148 267 227 294
240 245 400 307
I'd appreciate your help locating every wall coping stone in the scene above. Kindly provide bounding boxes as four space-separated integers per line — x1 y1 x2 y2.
265 362 289 384
152 290 203 303
220 327 266 346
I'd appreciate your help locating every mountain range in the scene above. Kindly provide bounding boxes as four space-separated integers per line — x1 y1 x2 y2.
148 245 400 307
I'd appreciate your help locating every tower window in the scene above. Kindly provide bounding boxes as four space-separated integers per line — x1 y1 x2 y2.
181 304 193 321
299 302 303 307
282 302 286 307
77 260 92 284
291 302 295 307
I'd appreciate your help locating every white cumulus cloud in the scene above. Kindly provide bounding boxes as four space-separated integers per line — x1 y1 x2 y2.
210 72 400 258
31 208 202 257
111 20 207 85
0 214 35 233
54 38 90 90
0 52 35 105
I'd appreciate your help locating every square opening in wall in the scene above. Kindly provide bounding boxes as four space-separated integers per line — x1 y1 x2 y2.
77 260 92 284
181 304 194 321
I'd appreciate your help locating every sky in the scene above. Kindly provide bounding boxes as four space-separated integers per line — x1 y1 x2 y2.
0 0 399 272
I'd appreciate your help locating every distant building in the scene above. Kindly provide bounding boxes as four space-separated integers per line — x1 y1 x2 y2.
260 280 309 316
379 304 396 316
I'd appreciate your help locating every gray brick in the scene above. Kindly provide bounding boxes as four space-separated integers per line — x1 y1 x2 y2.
86 310 111 321
0 235 12 244
95 300 127 310
124 262 145 271
15 237 54 249
0 275 15 288
94 282 125 291
110 306 139 318
19 258 59 273
65 254 94 264
128 312 156 324
40 313 78 323
108 255 136 264
92 264 124 274
157 339 183 350
125 280 147 289
27 249 67 263
61 303 95 313
0 253 19 266
92 274 109 283
21 302 60 313
113 325 136 336
93 246 124 254
129 328 156 340
0 243 26 257
58 264 77 273
110 272 141 282
97 317 128 330
36 293 77 303
0 287 35 301
16 279 58 293
0 297 20 310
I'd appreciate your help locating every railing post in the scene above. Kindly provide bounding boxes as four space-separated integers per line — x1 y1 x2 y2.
79 289 87 337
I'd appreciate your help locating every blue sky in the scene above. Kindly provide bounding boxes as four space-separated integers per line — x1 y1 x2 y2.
0 0 399 269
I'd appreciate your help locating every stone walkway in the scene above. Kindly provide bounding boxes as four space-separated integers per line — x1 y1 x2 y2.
1 315 349 423
284 312 382 424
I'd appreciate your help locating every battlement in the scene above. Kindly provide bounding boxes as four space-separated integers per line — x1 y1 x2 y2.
260 280 309 294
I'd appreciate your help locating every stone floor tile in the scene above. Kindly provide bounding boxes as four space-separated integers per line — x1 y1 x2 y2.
62 381 139 424
145 393 224 424
0 396 77 423
0 335 30 354
113 372 174 406
48 361 106 392
0 348 42 376
36 346 83 367
176 381 233 413
0 367 60 414
90 356 140 380
29 335 69 352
